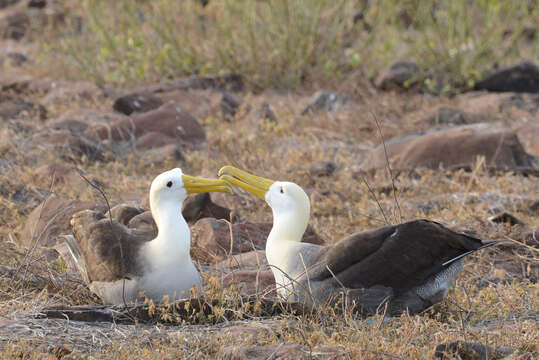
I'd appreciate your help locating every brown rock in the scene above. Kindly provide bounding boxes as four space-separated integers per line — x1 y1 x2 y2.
487 212 525 226
127 211 157 235
182 193 232 224
140 144 184 165
135 131 176 150
108 204 145 226
86 102 205 147
222 269 275 295
309 161 337 177
514 120 539 157
190 219 323 262
221 92 242 120
215 250 268 270
113 92 164 115
457 92 538 116
35 163 80 184
361 124 535 172
157 89 222 121
20 196 104 248
375 60 420 90
41 131 111 163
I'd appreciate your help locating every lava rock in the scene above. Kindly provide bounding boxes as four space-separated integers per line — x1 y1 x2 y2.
113 92 164 116
475 61 539 93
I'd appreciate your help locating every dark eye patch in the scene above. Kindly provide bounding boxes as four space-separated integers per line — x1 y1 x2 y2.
167 181 173 188
280 187 284 194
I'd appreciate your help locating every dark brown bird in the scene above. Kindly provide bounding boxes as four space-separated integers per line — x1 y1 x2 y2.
219 166 498 316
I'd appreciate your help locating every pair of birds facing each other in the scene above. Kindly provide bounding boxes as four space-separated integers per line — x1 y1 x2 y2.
65 166 496 316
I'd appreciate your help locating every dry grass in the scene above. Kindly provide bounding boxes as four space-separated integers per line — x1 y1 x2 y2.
1 85 537 358
34 0 538 92
0 0 537 358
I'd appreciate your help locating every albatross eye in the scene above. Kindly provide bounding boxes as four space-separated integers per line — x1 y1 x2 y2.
280 187 284 194
167 181 173 188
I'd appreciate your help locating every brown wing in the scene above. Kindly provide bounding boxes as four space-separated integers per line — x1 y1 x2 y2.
70 209 155 282
311 219 484 294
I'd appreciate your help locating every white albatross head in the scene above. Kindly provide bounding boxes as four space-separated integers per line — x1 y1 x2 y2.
149 168 232 234
219 166 310 243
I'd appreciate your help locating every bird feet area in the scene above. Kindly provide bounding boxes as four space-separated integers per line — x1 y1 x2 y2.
0 1 538 358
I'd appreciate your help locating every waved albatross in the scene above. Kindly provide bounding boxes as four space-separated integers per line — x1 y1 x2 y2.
62 168 231 305
219 166 497 315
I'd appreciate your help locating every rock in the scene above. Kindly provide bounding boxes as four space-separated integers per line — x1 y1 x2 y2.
427 107 476 126
132 74 244 94
157 89 222 121
215 250 268 270
34 163 81 184
135 131 176 150
113 92 164 115
375 60 420 90
20 196 104 248
301 90 350 115
361 124 535 172
108 204 145 226
487 212 525 226
0 6 28 40
457 92 538 116
5 51 28 66
0 1 20 9
140 144 184 165
514 120 539 157
258 102 277 122
221 92 243 120
0 95 47 120
41 131 111 163
309 161 337 177
219 343 308 360
86 102 206 148
127 211 157 235
190 219 323 262
474 61 539 93
222 270 275 295
182 193 232 224
434 341 517 360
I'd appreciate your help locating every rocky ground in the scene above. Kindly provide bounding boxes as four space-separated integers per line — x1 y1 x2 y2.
0 1 538 359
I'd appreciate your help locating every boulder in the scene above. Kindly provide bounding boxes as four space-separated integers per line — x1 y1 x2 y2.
474 61 539 93
361 124 535 172
181 193 232 224
190 219 323 262
375 60 420 90
40 131 111 163
86 102 206 148
113 92 163 115
215 250 268 270
514 120 539 157
135 131 176 150
301 90 350 115
221 92 243 120
20 196 104 248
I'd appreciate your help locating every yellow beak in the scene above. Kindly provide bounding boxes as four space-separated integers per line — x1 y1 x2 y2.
182 174 233 194
218 166 275 200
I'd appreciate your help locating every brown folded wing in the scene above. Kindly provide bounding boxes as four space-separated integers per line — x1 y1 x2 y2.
311 219 484 294
70 210 155 282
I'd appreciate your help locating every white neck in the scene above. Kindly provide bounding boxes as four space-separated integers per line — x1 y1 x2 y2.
147 200 191 266
267 208 309 247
